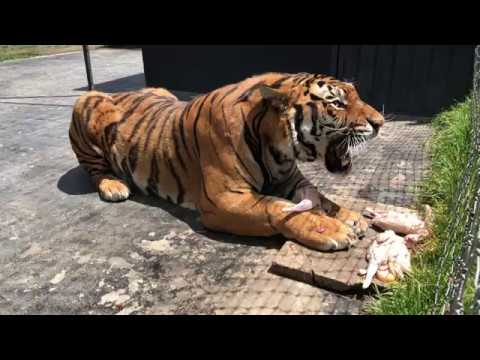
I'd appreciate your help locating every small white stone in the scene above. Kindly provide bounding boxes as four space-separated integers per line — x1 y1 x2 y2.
139 239 174 254
49 270 66 285
19 243 43 258
77 254 92 265
108 257 132 269
99 289 130 307
129 252 145 261
116 303 142 315
79 293 85 298
49 287 56 292
148 232 156 237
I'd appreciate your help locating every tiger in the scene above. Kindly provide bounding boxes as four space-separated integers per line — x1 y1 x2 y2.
69 72 384 251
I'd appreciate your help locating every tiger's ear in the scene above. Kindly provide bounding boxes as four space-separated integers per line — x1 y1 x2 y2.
258 85 299 111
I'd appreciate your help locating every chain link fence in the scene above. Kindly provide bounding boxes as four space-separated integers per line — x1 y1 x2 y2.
433 45 480 315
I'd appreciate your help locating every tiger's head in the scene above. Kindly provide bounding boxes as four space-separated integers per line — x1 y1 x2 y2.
256 73 385 174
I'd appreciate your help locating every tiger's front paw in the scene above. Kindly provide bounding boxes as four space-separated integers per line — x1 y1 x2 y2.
282 212 359 252
335 208 369 237
98 178 130 202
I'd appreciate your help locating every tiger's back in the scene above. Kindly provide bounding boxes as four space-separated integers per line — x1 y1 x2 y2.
69 87 200 208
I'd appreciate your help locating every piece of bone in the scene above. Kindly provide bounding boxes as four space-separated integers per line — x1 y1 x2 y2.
282 199 314 213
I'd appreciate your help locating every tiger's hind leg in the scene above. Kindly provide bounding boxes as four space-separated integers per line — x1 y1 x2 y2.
69 91 131 202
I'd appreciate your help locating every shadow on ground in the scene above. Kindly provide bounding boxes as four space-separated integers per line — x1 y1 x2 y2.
74 73 147 93
57 166 283 250
73 73 199 102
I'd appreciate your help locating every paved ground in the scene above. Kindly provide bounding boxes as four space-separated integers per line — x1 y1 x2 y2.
0 48 432 314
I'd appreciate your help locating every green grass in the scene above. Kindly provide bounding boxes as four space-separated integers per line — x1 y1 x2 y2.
0 45 94 62
366 97 473 315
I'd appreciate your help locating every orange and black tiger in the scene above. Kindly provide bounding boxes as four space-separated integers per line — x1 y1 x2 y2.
69 72 384 251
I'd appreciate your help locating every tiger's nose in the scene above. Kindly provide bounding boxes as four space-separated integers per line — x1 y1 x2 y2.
367 115 384 134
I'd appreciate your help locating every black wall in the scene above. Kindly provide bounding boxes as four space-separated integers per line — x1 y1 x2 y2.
142 45 335 93
142 45 475 116
335 45 475 116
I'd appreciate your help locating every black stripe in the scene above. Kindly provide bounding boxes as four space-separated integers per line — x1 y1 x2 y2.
177 103 190 152
166 158 184 205
307 102 319 136
243 107 272 192
293 105 317 159
253 100 269 135
241 107 259 148
142 102 175 152
234 166 259 191
249 195 266 209
69 126 93 157
73 112 94 151
119 93 157 124
104 122 118 147
286 177 304 200
171 122 187 172
227 188 247 195
270 75 292 89
113 93 133 105
79 158 107 168
121 157 135 187
201 174 217 207
127 142 139 174
218 85 239 104
268 145 294 166
84 97 103 127
126 101 165 142
235 81 265 103
293 74 311 85
192 95 210 157
221 104 259 188
146 153 159 197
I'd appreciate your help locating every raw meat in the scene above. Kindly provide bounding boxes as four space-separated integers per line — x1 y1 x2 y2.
361 230 412 289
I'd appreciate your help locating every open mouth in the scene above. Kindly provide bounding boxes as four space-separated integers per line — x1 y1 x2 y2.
325 136 352 174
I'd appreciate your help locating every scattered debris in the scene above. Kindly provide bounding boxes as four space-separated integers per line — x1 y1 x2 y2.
108 257 132 270
98 289 130 307
116 303 143 315
124 270 143 294
76 254 93 265
19 243 44 258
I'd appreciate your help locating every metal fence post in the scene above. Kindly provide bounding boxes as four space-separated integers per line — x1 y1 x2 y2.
82 45 94 91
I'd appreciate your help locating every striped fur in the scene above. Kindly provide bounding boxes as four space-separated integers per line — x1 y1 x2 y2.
69 73 384 251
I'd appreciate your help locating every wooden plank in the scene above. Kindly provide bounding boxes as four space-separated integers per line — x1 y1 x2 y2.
270 238 388 293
